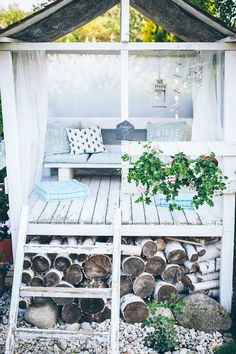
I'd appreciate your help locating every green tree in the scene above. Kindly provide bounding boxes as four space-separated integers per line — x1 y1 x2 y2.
142 19 176 42
0 3 27 28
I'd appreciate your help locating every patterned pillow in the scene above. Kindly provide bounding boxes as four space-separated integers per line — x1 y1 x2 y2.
66 126 106 154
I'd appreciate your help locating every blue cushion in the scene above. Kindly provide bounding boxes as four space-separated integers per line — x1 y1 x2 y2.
45 118 81 155
44 153 89 164
35 180 89 202
147 122 188 141
87 152 121 164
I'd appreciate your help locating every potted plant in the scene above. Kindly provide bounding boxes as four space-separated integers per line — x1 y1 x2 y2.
0 219 12 296
122 142 228 211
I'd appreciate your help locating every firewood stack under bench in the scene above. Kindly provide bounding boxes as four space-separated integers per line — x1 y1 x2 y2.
21 235 221 324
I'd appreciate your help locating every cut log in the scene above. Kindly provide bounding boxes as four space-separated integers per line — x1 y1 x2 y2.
23 256 32 270
216 257 221 271
61 303 82 324
183 260 198 273
154 281 178 302
154 237 165 251
198 259 216 275
93 306 111 323
52 281 74 305
165 241 187 264
122 256 145 278
190 279 220 293
67 236 77 246
44 269 63 287
197 242 221 262
32 254 51 274
54 254 72 272
135 238 157 258
83 255 112 279
166 237 202 246
108 274 133 297
184 271 220 284
145 251 166 276
49 236 63 245
106 239 141 256
64 261 83 285
29 237 41 244
162 264 184 284
183 244 198 262
19 297 31 310
121 294 148 324
81 298 105 314
133 272 155 298
83 237 96 246
196 245 206 257
80 312 94 323
207 288 219 298
30 275 44 287
22 269 34 285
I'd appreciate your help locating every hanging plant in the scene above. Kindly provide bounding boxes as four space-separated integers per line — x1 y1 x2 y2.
122 142 228 211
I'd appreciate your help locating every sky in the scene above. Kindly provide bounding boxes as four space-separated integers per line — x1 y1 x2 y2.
0 0 38 11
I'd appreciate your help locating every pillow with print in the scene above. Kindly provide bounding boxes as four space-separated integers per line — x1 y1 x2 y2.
66 125 106 154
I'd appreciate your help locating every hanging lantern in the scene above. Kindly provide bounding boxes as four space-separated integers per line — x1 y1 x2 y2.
152 78 167 107
152 57 167 107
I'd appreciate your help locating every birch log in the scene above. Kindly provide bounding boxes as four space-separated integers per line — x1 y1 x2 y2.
165 241 187 264
22 269 34 285
183 260 198 273
61 303 82 323
32 254 51 273
121 294 148 323
133 272 155 298
145 251 166 276
80 298 105 314
206 289 219 298
23 256 32 270
49 236 63 245
52 281 74 305
30 275 44 287
64 261 83 285
184 271 220 284
197 242 221 262
122 256 145 278
190 280 220 292
19 297 31 310
83 255 112 279
161 264 184 284
108 274 133 297
154 281 178 302
183 244 198 262
154 238 166 251
198 259 217 275
44 269 63 287
196 245 206 257
135 238 157 258
67 236 77 246
93 306 111 323
54 254 72 272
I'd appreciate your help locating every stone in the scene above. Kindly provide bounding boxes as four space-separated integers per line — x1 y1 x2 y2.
24 300 59 329
155 306 174 319
80 322 93 332
65 323 80 331
176 294 232 333
56 339 67 351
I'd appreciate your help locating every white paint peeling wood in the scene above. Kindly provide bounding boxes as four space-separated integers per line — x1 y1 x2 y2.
131 194 145 224
20 286 112 298
28 198 46 223
106 176 121 225
79 176 101 224
93 176 111 224
143 198 160 225
51 200 72 224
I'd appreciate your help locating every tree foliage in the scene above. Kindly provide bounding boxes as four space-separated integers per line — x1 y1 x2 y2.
0 4 27 28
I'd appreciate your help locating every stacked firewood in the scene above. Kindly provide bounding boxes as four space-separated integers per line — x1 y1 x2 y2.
21 236 221 324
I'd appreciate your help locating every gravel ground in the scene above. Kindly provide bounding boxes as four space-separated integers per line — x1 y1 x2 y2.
0 289 233 354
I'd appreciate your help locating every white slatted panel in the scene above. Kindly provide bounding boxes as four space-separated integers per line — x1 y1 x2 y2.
106 176 120 224
92 176 111 224
184 209 201 225
121 193 132 224
143 198 159 224
156 206 173 225
171 210 187 225
28 198 46 223
37 201 59 223
79 176 101 224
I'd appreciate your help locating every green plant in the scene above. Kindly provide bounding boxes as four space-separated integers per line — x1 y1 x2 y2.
122 142 228 211
216 341 236 354
142 297 185 353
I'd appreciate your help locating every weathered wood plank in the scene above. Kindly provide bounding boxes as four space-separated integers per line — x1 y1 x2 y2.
20 286 112 298
79 176 101 224
106 176 120 224
37 201 59 223
28 198 46 223
156 206 173 225
121 193 132 224
184 209 201 225
65 176 91 224
24 244 113 255
51 200 72 224
93 176 111 224
171 210 188 225
131 194 145 224
143 198 159 224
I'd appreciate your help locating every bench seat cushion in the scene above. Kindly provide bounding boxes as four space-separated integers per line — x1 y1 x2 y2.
44 153 90 164
87 152 121 164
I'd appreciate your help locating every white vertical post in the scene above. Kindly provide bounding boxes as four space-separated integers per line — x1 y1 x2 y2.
0 51 23 260
220 51 236 312
121 49 129 121
120 0 130 43
110 208 121 354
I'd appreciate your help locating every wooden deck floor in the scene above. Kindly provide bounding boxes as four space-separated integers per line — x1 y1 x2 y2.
28 175 222 226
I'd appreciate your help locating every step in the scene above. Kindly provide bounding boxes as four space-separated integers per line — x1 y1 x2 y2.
15 328 110 341
20 286 112 299
24 244 113 255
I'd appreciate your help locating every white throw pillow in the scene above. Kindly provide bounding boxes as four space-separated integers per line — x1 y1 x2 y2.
66 126 106 154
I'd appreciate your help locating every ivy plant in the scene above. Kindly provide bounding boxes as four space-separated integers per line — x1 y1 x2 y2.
142 296 185 353
122 142 228 211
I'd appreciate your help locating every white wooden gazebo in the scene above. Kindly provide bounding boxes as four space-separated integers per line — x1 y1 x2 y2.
1 1 236 353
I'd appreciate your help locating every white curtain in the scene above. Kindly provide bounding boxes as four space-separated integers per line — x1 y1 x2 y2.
191 51 222 141
14 51 47 203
